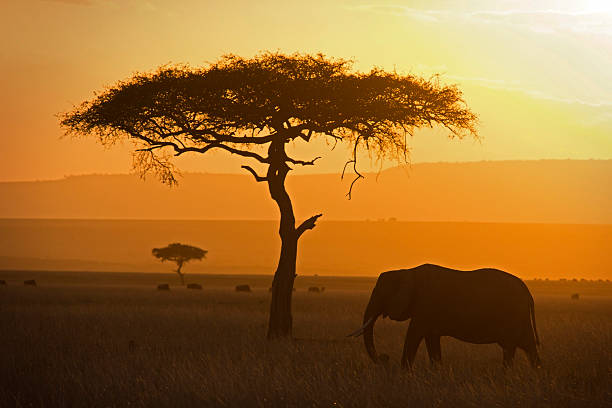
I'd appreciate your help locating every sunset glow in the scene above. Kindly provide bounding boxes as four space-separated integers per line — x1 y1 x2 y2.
1 2 612 406
1 0 611 180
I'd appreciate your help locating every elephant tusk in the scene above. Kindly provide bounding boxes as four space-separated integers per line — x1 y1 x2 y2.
346 317 375 337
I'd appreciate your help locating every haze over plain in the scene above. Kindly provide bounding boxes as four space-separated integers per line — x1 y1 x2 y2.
1 161 610 279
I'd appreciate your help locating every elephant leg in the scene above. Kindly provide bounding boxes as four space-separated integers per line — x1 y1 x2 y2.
502 345 516 368
401 321 424 368
425 335 442 364
521 343 542 369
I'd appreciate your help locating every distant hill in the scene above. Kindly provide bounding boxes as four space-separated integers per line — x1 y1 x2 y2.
0 160 610 224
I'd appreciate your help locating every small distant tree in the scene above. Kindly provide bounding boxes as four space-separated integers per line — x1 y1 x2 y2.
152 243 207 285
61 52 477 338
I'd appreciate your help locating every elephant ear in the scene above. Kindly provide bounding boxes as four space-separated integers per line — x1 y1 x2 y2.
385 271 419 320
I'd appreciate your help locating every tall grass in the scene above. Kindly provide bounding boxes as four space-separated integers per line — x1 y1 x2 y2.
0 283 610 407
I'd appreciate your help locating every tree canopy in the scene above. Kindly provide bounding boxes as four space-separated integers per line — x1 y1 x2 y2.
61 52 477 194
152 243 207 264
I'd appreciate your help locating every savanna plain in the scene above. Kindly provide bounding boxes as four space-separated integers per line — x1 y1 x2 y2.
0 271 610 407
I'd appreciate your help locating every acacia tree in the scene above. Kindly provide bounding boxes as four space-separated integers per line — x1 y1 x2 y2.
152 243 207 285
61 53 477 339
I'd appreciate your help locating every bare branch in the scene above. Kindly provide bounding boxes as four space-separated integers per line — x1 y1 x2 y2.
344 136 364 200
174 143 269 163
286 156 321 166
132 150 179 186
188 129 276 145
341 159 354 180
346 170 364 200
296 213 323 237
126 129 270 163
241 165 268 182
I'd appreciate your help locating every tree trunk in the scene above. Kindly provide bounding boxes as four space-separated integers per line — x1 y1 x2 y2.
265 139 321 339
267 228 298 339
177 261 184 285
267 139 298 339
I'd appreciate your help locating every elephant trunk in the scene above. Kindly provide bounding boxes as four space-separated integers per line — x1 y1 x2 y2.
363 296 381 363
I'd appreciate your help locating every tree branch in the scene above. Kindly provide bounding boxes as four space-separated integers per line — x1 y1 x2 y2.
127 129 270 163
346 169 364 200
241 165 268 182
286 156 321 166
343 136 364 200
296 213 323 237
188 129 276 145
174 143 269 163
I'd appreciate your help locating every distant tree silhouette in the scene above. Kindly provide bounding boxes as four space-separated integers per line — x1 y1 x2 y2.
152 243 207 285
60 52 477 339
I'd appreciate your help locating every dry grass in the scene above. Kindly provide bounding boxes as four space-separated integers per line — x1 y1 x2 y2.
0 274 610 407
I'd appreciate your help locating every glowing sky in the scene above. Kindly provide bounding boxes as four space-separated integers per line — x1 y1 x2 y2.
1 0 611 181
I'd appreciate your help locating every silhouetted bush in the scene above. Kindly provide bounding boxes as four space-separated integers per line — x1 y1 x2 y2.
186 283 202 290
157 284 170 291
24 280 36 286
571 293 580 300
235 284 251 292
308 287 321 293
0 280 6 285
152 243 207 285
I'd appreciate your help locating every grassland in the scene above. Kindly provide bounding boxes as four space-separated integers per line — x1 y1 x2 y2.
0 271 611 407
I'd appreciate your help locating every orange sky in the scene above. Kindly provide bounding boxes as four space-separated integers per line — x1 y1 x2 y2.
2 0 612 181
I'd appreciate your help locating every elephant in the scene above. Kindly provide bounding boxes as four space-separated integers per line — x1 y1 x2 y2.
349 264 541 368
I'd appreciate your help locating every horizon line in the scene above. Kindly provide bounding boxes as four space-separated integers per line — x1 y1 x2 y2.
2 158 609 183
0 268 609 282
1 217 610 227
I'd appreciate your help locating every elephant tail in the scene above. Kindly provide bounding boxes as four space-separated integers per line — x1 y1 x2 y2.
529 294 540 346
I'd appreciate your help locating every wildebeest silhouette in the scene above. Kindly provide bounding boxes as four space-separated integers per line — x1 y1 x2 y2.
571 293 580 300
187 283 202 290
157 283 170 291
308 286 321 293
0 280 6 285
24 280 37 286
235 284 251 292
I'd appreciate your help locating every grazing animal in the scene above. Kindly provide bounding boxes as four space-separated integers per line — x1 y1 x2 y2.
348 264 541 368
0 280 6 285
187 283 202 290
157 283 170 291
571 293 580 300
24 280 37 286
235 284 251 292
308 286 321 293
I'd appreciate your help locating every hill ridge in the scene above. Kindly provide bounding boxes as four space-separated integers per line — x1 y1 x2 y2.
1 160 610 224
